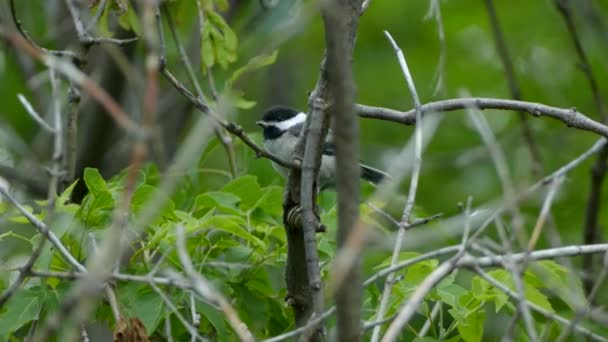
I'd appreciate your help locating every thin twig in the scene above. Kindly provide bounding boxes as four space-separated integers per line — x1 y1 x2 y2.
0 186 85 272
483 0 544 175
457 244 608 267
372 30 425 342
17 93 56 133
527 176 563 250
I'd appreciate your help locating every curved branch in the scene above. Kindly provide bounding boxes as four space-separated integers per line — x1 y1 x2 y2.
356 97 608 137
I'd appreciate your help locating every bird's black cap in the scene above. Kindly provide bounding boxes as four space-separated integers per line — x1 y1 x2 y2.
261 106 300 122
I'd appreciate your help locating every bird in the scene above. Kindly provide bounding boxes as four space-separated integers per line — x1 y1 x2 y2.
256 105 390 190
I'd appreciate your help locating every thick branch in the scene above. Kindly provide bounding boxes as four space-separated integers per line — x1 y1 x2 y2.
321 0 363 340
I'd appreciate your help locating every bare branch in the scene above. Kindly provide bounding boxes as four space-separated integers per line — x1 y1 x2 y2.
458 244 608 267
356 97 608 138
372 30 425 342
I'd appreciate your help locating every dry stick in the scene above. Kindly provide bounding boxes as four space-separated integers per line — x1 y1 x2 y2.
356 97 608 138
371 30 424 342
483 0 543 175
175 225 254 342
527 176 563 250
472 266 607 342
553 0 608 297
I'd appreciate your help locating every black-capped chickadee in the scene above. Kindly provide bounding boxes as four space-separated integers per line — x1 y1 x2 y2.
256 106 390 190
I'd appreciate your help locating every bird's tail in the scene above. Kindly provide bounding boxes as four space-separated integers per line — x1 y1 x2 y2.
361 164 390 184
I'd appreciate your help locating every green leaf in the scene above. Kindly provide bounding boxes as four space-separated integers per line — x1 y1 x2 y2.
117 0 141 35
0 289 41 335
119 284 164 334
233 95 257 109
194 192 242 215
214 0 229 12
437 283 469 308
228 51 279 85
526 260 586 311
201 215 265 249
221 176 262 210
84 167 108 193
473 270 553 313
77 168 114 227
131 184 175 220
57 179 78 206
196 300 228 340
254 186 283 216
201 29 215 69
456 309 485 342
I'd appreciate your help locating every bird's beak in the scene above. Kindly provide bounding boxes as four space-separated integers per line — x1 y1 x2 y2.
256 121 267 127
